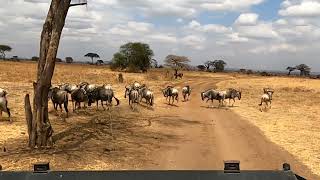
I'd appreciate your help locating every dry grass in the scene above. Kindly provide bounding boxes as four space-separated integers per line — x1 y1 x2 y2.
217 74 320 176
1 61 319 174
0 61 186 170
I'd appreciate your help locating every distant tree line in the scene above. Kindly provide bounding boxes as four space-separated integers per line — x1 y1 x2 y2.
197 59 227 72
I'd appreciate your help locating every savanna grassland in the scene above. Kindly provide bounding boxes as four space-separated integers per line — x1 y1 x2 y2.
0 61 319 178
217 74 320 175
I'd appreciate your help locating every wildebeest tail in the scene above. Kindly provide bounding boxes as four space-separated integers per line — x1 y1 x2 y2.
113 96 120 106
150 94 154 106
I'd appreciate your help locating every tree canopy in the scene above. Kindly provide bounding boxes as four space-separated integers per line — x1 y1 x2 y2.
0 45 12 59
164 54 190 70
111 42 154 72
212 60 227 72
65 57 73 63
84 53 100 64
295 64 311 76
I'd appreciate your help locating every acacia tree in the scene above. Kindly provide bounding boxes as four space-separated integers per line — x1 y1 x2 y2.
24 0 86 149
164 54 190 78
111 42 154 72
296 64 311 76
212 60 227 72
84 53 100 64
65 57 73 63
0 45 12 59
286 66 296 75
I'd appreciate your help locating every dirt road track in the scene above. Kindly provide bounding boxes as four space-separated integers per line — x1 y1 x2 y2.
143 80 319 179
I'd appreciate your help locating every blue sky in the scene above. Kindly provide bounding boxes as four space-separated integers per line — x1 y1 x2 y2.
0 0 320 71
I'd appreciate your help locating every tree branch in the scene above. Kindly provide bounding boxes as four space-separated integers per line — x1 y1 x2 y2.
70 2 87 7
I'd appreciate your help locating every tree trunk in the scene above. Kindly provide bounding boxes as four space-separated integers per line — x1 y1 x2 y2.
288 71 291 75
91 57 93 64
24 0 77 148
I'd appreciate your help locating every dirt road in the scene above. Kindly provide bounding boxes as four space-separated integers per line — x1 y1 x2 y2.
142 80 319 179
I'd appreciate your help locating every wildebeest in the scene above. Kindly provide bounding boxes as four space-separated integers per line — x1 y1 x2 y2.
78 82 89 89
0 96 11 121
176 73 183 79
259 89 274 111
59 83 78 94
223 88 242 106
162 86 179 105
133 81 141 90
48 87 69 117
0 88 7 97
182 85 191 101
88 86 120 110
201 89 224 107
263 88 274 94
139 86 154 106
71 87 88 111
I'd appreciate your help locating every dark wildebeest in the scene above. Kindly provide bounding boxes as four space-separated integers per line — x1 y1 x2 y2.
139 86 154 106
162 86 179 105
175 73 183 79
223 88 242 106
201 89 224 108
182 85 191 101
71 87 88 111
48 87 69 117
259 88 274 112
88 86 120 110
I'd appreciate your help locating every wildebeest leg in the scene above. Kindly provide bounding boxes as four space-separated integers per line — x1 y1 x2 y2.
64 101 69 117
101 100 106 111
0 110 2 118
232 98 235 107
59 104 63 112
96 100 99 110
269 100 272 109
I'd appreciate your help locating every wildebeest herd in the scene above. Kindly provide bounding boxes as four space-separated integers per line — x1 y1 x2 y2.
0 82 275 121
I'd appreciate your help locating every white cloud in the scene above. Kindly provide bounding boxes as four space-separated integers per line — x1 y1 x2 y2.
236 22 279 39
187 20 231 33
235 13 259 25
249 43 299 54
147 34 177 43
177 18 184 23
200 0 264 11
279 1 320 17
228 33 249 42
181 35 205 50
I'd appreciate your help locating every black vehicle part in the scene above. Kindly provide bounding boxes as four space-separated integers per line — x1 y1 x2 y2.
0 162 306 180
